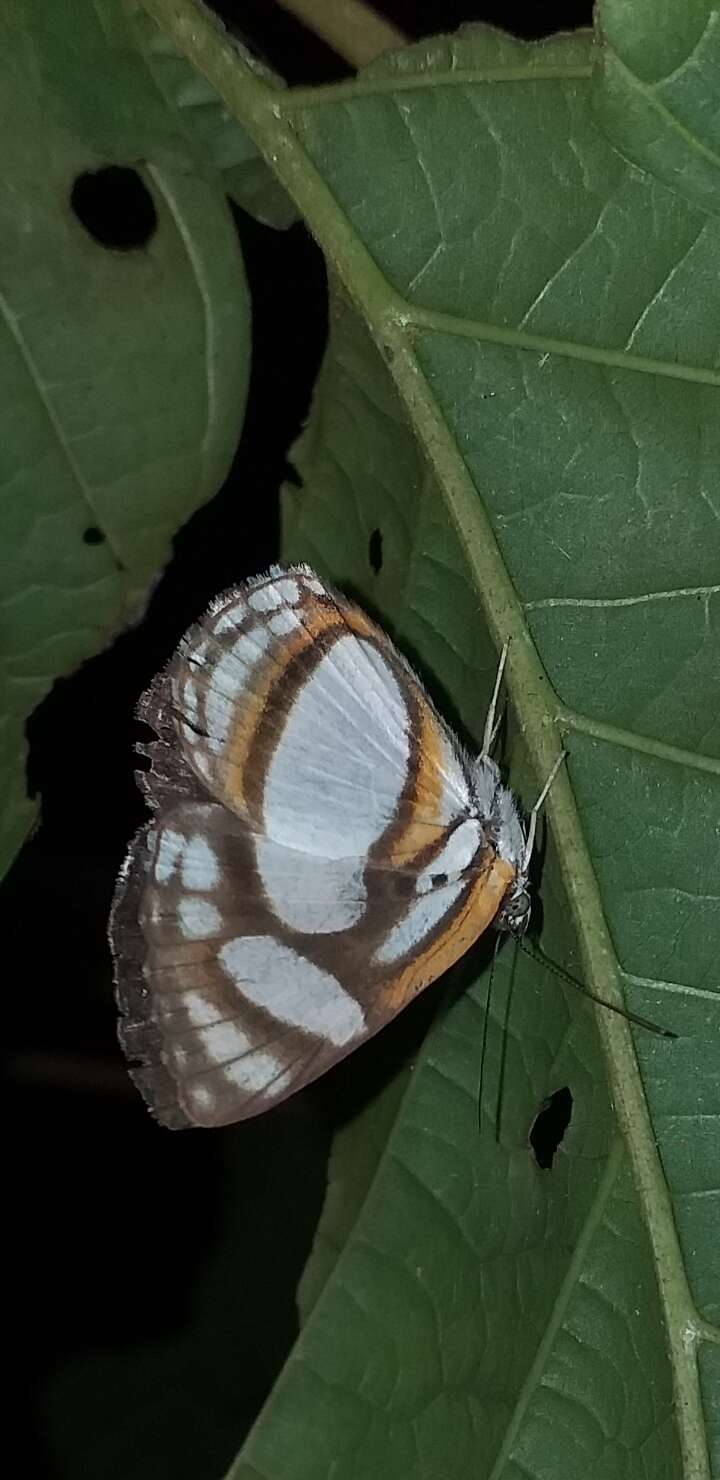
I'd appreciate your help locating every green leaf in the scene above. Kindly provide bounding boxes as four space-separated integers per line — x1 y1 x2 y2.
125 1 298 226
594 0 720 214
123 5 720 1477
0 0 254 877
296 1060 412 1326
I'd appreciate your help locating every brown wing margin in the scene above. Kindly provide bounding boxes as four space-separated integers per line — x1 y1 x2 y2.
110 827 194 1130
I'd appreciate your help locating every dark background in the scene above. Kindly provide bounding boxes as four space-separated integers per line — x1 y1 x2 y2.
3 4 592 1476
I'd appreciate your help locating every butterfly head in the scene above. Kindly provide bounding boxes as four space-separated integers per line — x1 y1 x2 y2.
495 877 531 937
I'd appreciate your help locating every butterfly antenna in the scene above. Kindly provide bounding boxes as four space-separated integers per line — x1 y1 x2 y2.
517 938 677 1039
481 642 509 758
494 946 516 1143
522 749 567 872
478 935 500 1134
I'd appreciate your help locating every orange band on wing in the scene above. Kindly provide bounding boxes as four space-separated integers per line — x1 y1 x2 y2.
387 702 454 865
380 853 515 1015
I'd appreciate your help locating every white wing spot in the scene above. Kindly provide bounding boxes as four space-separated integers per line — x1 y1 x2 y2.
199 1021 251 1062
226 1051 294 1097
188 1083 215 1112
178 897 222 939
248 585 282 612
248 578 300 612
375 880 466 964
203 652 246 742
233 627 272 663
273 578 301 604
212 601 247 636
184 991 221 1027
219 935 365 1046
415 818 482 895
255 838 366 933
203 627 272 744
303 576 327 596
154 828 185 883
268 608 301 636
181 836 219 891
262 635 410 855
181 678 199 722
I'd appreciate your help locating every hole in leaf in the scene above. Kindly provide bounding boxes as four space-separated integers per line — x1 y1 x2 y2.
82 526 105 545
71 166 157 250
368 528 383 573
529 1086 572 1169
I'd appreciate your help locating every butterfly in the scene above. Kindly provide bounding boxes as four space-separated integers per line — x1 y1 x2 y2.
110 565 560 1129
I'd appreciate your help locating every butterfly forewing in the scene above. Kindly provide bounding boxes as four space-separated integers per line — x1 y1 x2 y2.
110 566 519 1128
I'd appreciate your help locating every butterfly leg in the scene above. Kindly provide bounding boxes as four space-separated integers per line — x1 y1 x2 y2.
481 642 509 758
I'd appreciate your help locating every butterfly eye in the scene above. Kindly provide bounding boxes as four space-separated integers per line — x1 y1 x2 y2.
498 886 531 936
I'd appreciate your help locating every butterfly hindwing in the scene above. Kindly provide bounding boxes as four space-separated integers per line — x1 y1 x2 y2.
112 795 513 1128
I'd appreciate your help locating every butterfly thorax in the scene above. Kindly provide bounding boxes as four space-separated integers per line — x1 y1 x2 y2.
470 755 531 937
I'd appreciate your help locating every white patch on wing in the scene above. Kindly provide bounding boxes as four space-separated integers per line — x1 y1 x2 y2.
188 1083 215 1113
178 897 222 939
268 608 301 636
184 991 220 1028
192 638 210 666
248 584 282 612
212 603 246 636
194 752 211 781
203 651 244 742
303 576 327 596
181 677 199 722
219 934 365 1045
262 634 410 856
432 729 474 823
374 879 466 964
199 1020 251 1062
225 1051 294 1097
154 828 185 883
174 1020 293 1102
254 837 366 933
415 817 482 895
181 836 219 891
248 578 300 613
202 626 272 746
273 578 301 604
